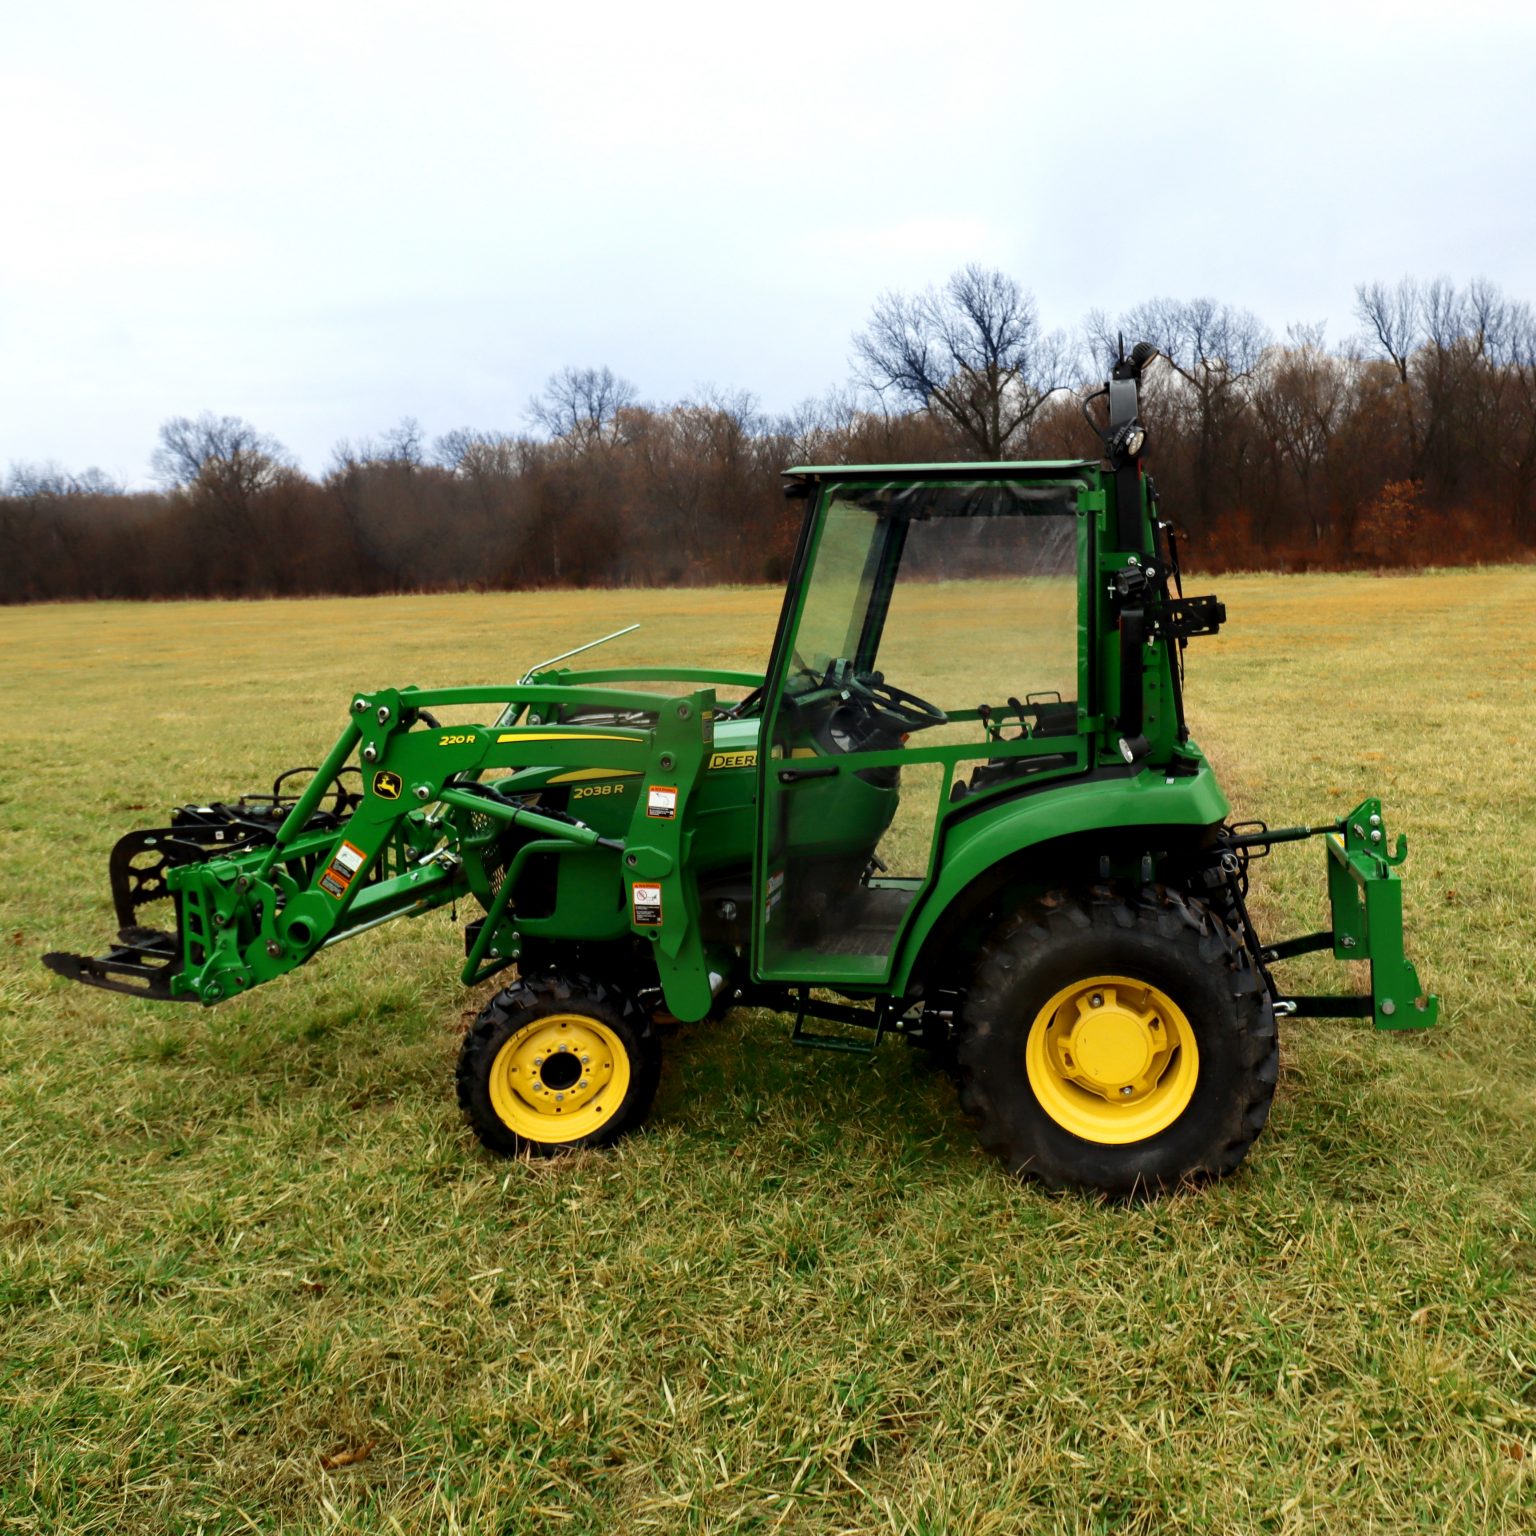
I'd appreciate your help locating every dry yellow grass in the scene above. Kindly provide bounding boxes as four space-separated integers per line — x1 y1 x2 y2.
1 569 1533 1533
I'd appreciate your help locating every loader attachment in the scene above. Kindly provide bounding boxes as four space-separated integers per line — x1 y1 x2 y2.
42 925 184 1000
42 766 366 1002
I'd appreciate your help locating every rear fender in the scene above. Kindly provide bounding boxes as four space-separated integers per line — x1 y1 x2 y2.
889 765 1230 996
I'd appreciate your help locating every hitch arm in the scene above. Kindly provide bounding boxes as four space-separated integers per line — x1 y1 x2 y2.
1241 798 1438 1030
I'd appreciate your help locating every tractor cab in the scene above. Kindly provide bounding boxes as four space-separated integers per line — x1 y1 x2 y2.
754 465 1099 986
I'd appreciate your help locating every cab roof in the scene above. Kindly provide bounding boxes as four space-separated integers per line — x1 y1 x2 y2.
782 460 1097 485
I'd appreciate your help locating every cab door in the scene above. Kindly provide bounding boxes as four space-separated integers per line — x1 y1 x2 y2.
753 477 1090 987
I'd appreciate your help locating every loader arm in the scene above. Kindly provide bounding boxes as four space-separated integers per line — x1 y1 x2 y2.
44 676 747 1024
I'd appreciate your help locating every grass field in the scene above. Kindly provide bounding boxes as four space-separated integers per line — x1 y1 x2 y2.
2 570 1534 1534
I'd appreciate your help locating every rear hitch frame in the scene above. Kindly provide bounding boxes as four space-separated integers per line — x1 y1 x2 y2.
1219 796 1438 1029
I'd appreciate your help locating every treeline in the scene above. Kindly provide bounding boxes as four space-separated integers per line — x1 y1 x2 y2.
3 272 1534 603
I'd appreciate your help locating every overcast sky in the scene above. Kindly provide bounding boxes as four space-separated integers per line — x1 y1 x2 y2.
4 0 1534 484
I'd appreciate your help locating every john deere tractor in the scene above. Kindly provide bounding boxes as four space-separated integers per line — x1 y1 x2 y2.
44 343 1437 1195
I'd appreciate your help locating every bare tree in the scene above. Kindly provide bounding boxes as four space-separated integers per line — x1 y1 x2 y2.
151 413 295 592
853 265 1070 458
1093 297 1270 528
1355 278 1423 464
152 410 294 549
5 461 121 498
1361 277 1503 496
332 418 427 474
1355 279 1420 379
0 461 130 600
431 426 475 471
1496 300 1536 540
773 388 865 468
1114 297 1270 389
527 366 639 449
1464 277 1510 355
152 412 291 493
380 416 425 468
1252 325 1352 545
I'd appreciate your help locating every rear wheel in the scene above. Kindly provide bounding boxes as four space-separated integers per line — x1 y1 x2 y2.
457 973 660 1157
956 886 1277 1196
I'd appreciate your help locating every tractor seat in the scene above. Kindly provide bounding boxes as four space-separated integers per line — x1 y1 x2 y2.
951 752 1076 801
1028 702 1077 737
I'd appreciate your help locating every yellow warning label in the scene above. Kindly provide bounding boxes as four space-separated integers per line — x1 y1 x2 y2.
319 839 368 900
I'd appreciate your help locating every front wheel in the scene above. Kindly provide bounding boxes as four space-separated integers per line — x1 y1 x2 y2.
456 973 660 1157
956 887 1277 1196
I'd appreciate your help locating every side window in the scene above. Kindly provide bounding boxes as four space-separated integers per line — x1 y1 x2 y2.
871 505 1079 735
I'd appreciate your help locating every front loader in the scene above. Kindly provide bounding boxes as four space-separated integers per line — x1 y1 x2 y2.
45 343 1438 1195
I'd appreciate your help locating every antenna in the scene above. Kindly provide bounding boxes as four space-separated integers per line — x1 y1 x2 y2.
519 623 641 685
489 623 643 730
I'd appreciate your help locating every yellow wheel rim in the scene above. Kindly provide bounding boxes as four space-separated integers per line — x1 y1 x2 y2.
1024 975 1199 1145
487 1013 631 1145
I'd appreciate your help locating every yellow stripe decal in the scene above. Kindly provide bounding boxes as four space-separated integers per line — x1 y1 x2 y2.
546 769 642 784
497 731 644 744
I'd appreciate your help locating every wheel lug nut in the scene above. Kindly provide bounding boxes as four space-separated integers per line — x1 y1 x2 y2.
1090 994 1104 1007
1120 1086 1134 1096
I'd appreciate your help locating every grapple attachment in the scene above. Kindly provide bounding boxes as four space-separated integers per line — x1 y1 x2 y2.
42 768 362 1001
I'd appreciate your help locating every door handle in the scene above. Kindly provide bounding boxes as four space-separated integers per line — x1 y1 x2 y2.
777 762 840 784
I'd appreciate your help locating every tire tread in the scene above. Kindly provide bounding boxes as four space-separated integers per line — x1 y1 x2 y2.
956 885 1278 1196
456 971 659 1158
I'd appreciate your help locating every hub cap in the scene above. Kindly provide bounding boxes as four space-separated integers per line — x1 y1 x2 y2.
1025 976 1199 1144
487 1013 630 1144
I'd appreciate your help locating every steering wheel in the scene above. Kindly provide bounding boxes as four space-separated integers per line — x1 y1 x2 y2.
843 671 948 734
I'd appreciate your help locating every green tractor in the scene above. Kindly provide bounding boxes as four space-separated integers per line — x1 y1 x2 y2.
44 343 1437 1195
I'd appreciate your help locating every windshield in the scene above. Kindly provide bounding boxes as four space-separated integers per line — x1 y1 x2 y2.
788 496 883 688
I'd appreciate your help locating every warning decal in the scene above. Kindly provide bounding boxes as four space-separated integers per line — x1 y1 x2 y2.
631 882 663 926
646 785 678 819
319 840 367 899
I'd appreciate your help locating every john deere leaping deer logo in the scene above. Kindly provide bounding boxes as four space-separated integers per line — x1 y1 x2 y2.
372 770 403 800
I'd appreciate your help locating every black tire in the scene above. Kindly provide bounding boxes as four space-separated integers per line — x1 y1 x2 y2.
456 972 660 1157
956 886 1277 1197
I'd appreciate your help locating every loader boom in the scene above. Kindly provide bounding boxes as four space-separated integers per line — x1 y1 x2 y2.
47 673 765 1024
